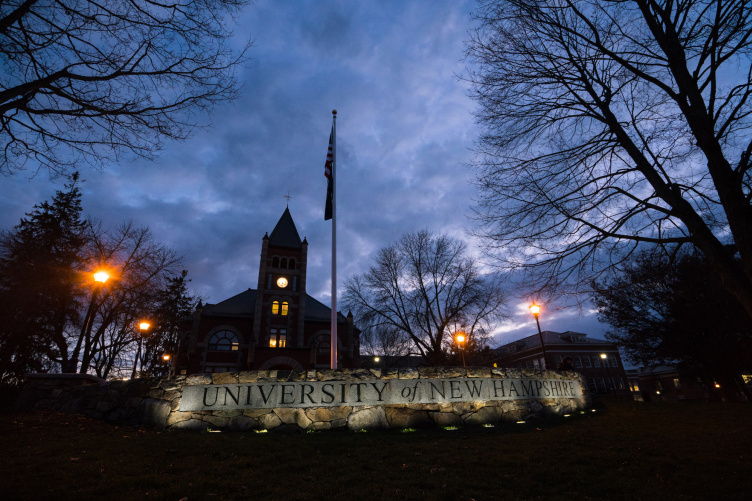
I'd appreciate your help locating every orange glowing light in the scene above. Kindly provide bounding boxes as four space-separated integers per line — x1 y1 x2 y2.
456 333 466 344
162 354 171 362
529 303 540 316
93 271 110 283
139 322 150 331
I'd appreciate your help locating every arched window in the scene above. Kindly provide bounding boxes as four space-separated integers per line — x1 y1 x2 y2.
281 301 289 316
281 257 288 269
272 301 280 315
288 258 296 269
272 256 279 268
208 330 239 351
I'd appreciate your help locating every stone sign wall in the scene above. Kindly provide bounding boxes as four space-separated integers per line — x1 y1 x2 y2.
17 367 592 432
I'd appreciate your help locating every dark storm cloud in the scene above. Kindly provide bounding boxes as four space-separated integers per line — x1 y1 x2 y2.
0 0 608 344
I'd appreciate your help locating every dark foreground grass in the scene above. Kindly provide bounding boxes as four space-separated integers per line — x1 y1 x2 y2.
1 398 751 501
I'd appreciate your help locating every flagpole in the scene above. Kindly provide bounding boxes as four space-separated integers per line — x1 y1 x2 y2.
330 109 338 369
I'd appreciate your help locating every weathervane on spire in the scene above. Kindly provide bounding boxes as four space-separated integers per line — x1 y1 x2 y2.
284 192 291 207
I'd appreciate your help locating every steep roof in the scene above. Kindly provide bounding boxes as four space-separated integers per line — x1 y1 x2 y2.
202 289 258 318
494 330 614 353
268 207 302 249
202 288 347 323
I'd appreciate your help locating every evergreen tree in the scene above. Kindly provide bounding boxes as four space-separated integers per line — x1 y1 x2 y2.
140 271 195 377
0 174 88 384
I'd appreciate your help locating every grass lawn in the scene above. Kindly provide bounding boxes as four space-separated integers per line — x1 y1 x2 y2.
1 397 751 500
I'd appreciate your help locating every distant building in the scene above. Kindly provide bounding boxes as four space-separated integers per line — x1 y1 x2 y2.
495 330 629 395
626 366 731 402
175 208 359 374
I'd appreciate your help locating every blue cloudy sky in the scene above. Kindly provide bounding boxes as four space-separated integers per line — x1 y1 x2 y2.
0 0 607 345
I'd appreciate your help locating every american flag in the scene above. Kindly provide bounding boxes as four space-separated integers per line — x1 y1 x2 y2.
324 125 334 220
324 127 333 179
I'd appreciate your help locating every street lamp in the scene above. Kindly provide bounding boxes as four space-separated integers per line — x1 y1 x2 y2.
66 270 110 373
529 302 549 370
601 353 613 393
456 333 466 367
162 353 172 378
132 321 150 379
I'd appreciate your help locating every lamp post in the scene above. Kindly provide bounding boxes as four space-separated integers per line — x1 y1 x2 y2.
601 353 613 393
162 353 172 378
456 333 466 367
132 321 150 379
66 270 110 373
529 303 549 369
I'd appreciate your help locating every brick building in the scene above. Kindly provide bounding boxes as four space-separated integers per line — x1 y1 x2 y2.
175 208 359 374
495 330 629 395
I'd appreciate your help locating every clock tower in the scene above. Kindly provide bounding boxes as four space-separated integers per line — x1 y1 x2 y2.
248 207 308 366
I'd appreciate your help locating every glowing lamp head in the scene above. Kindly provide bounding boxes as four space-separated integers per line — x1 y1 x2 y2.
139 321 150 331
374 357 380 363
93 271 110 283
601 353 607 359
456 333 466 344
162 354 171 362
529 303 540 316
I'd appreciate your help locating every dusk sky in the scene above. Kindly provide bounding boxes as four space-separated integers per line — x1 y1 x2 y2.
0 0 607 346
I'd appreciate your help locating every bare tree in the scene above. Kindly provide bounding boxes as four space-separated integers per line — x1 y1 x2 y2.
343 231 508 366
73 221 183 375
358 324 413 366
466 1 752 317
1 0 250 178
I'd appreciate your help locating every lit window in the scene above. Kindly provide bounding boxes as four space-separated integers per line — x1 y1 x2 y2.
630 382 640 392
673 378 681 389
617 377 625 389
208 330 239 351
272 301 280 315
269 328 287 348
281 301 288 316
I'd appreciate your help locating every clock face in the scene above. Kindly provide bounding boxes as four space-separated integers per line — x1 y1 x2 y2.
276 277 288 288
